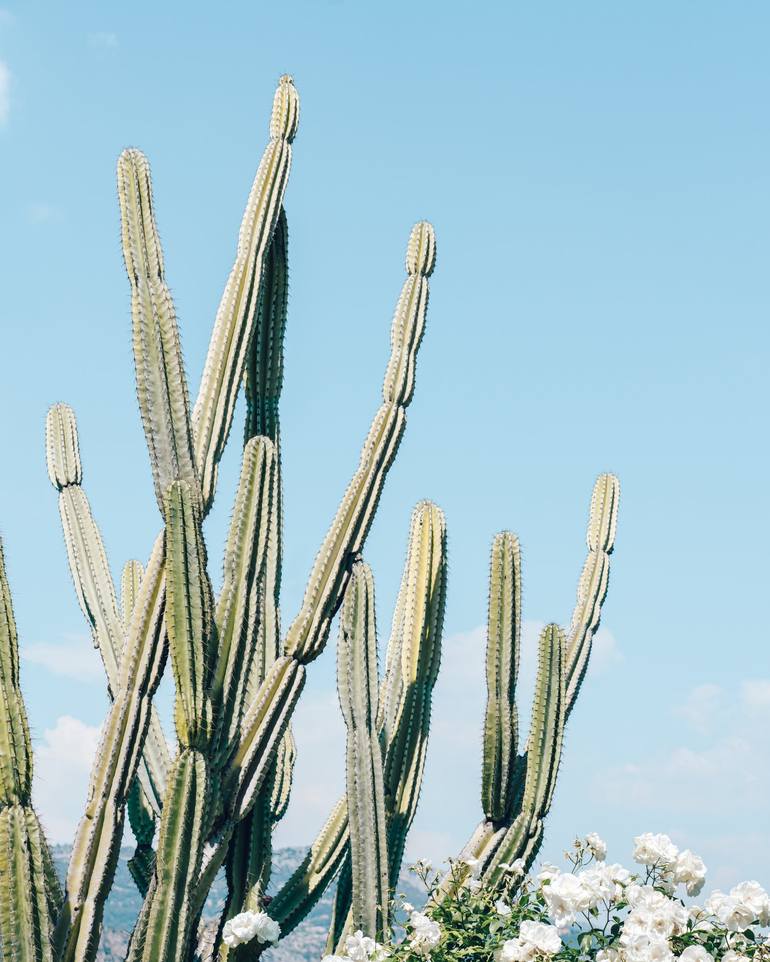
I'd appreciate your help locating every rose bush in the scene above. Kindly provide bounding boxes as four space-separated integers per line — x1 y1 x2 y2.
319 834 769 962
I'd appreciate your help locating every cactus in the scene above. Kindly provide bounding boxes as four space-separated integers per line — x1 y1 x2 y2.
436 474 620 900
0 541 62 962
0 68 620 962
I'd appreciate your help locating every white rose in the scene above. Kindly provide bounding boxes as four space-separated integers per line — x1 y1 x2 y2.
673 850 707 896
251 911 280 944
409 912 441 955
221 910 280 947
677 948 713 962
596 950 620 962
721 952 750 962
519 920 562 955
463 857 482 879
495 899 512 916
496 938 532 962
633 832 679 867
586 832 608 860
730 881 770 926
542 871 590 927
621 931 674 962
222 911 260 948
344 931 376 961
705 892 755 933
537 862 561 884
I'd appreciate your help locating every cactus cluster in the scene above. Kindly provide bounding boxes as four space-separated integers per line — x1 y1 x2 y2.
0 74 619 962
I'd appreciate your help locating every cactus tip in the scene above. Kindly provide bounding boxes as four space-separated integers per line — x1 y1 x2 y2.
270 74 300 143
406 221 436 278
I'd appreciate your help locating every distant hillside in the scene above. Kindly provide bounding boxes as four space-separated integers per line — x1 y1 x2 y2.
51 845 426 961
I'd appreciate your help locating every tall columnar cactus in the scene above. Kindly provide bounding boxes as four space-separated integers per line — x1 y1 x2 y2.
0 541 62 962
436 474 620 900
0 68 621 962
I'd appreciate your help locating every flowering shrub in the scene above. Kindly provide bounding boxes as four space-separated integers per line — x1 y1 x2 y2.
320 835 769 962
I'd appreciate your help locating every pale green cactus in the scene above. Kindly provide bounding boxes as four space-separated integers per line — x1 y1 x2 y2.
0 540 62 962
0 67 621 962
436 474 620 901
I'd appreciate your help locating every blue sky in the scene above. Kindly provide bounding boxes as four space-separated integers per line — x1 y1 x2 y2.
0 2 768 891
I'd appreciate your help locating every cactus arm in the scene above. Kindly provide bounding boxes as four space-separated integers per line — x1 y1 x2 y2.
193 78 298 511
56 535 167 962
436 477 620 900
121 560 145 629
195 223 437 907
337 561 389 941
117 149 199 511
483 624 566 885
45 405 170 816
283 221 436 664
381 501 446 891
267 795 349 935
481 532 521 823
0 541 61 962
134 481 217 962
565 473 619 708
244 205 288 445
213 437 278 764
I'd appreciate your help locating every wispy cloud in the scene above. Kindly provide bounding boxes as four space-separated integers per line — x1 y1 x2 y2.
87 31 118 49
595 678 770 888
0 60 10 125
22 635 103 682
27 202 63 225
33 715 102 843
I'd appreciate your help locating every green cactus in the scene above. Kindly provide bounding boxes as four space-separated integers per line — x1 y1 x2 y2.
436 474 620 900
0 67 621 962
0 541 62 962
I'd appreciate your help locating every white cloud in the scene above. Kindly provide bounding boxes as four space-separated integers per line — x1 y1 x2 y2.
33 716 102 843
595 678 770 887
87 31 117 49
674 682 724 734
22 635 103 682
27 202 63 225
0 60 10 126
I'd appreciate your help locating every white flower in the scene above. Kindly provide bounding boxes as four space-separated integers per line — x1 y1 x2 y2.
496 938 530 962
620 931 675 962
578 862 629 907
463 857 482 879
633 832 679 868
402 902 414 913
468 878 482 892
596 951 620 962
408 911 441 956
344 931 376 961
721 952 750 962
705 891 755 932
542 871 590 927
221 910 281 947
499 858 526 875
321 957 351 962
519 920 562 955
673 850 707 896
537 862 561 884
730 880 770 926
495 898 512 917
586 832 607 860
677 948 713 962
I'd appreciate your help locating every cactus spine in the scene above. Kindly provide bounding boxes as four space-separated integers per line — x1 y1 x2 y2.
0 66 621 962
